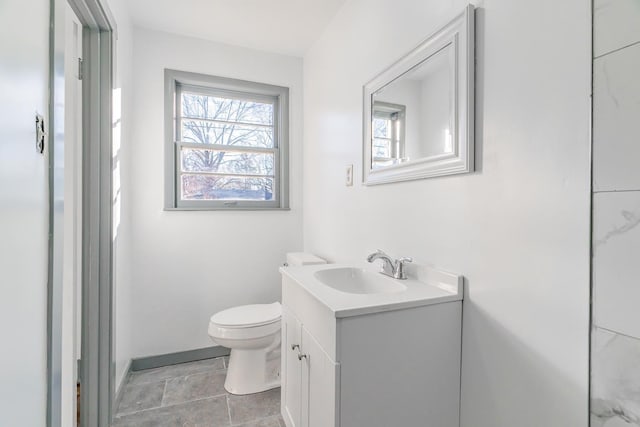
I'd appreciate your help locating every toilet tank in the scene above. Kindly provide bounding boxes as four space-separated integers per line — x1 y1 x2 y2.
286 252 326 267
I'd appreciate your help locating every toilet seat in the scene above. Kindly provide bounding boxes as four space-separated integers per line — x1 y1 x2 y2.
210 302 281 329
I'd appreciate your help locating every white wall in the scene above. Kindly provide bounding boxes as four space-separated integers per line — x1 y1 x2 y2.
303 1 590 426
123 28 303 358
0 0 50 425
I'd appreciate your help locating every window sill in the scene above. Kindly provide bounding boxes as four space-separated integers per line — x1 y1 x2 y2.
163 206 291 212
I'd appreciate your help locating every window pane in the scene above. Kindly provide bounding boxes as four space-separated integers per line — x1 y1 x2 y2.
372 138 391 158
373 118 391 138
181 92 273 125
181 175 275 201
181 120 274 148
181 148 274 176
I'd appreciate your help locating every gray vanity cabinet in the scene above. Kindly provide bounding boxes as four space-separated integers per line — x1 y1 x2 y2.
280 267 462 427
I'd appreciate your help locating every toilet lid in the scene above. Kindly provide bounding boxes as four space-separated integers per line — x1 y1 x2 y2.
210 302 281 328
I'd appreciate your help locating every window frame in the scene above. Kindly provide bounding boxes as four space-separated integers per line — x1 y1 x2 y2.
164 69 290 210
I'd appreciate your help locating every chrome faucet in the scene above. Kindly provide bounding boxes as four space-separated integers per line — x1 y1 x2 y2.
366 250 413 280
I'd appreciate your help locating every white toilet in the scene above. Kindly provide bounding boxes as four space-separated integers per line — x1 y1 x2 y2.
208 252 326 395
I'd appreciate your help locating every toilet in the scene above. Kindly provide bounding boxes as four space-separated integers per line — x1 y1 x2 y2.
208 252 326 395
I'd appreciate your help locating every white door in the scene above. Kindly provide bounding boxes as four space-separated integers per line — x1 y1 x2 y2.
282 306 303 427
301 327 339 427
0 0 51 425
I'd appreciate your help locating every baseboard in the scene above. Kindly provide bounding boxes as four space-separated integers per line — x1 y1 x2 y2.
112 359 131 415
130 345 230 372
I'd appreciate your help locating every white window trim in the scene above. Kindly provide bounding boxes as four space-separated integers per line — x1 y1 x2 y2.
164 69 290 210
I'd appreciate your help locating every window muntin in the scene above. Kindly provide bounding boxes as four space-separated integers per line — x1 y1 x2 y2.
165 70 289 210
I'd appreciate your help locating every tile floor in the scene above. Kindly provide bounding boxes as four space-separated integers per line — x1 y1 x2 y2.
112 356 284 427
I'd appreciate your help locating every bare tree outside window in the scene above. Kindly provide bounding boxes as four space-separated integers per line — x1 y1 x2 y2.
178 90 276 201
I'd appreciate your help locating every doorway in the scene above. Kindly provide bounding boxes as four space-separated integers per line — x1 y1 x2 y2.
61 5 83 426
48 1 115 426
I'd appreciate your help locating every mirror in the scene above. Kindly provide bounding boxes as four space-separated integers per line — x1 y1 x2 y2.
363 5 475 185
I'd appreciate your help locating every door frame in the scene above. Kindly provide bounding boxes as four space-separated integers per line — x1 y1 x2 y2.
48 0 116 426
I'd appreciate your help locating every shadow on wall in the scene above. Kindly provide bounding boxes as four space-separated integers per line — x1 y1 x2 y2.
460 288 586 427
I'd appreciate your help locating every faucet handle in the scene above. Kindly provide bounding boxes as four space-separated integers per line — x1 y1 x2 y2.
394 257 413 280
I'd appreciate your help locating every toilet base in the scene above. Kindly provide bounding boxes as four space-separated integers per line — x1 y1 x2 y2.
224 346 281 395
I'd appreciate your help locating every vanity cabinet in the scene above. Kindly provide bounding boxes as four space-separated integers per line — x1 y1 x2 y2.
280 268 463 427
281 306 339 427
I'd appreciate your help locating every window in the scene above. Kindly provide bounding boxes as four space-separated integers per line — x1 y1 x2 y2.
165 69 289 209
371 102 406 169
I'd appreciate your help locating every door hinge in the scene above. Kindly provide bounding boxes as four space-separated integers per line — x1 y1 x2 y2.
35 114 46 154
78 57 84 81
76 359 82 381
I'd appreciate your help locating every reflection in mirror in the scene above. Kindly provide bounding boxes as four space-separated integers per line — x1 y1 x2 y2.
371 102 406 169
363 4 474 185
371 43 454 169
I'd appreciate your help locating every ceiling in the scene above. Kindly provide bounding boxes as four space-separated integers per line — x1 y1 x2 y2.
126 0 347 57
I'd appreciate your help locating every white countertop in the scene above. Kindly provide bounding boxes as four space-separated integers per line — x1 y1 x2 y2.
280 262 464 318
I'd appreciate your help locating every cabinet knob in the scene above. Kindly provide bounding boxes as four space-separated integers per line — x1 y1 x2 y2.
297 353 307 361
291 344 300 351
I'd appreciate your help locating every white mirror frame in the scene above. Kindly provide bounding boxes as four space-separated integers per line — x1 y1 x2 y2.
363 4 475 185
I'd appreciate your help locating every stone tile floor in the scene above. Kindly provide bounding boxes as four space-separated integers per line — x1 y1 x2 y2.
112 356 284 427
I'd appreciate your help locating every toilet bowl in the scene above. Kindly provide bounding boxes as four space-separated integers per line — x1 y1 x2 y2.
208 253 326 395
208 302 282 395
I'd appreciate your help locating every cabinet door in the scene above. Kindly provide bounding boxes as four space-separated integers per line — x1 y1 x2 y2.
301 327 339 427
282 307 303 427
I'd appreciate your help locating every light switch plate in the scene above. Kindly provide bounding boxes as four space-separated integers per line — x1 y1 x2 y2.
346 164 353 186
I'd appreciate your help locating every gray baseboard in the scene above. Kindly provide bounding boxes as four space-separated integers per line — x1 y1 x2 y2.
130 345 230 372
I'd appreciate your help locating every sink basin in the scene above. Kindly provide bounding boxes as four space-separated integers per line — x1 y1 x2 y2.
281 262 463 317
313 267 407 294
